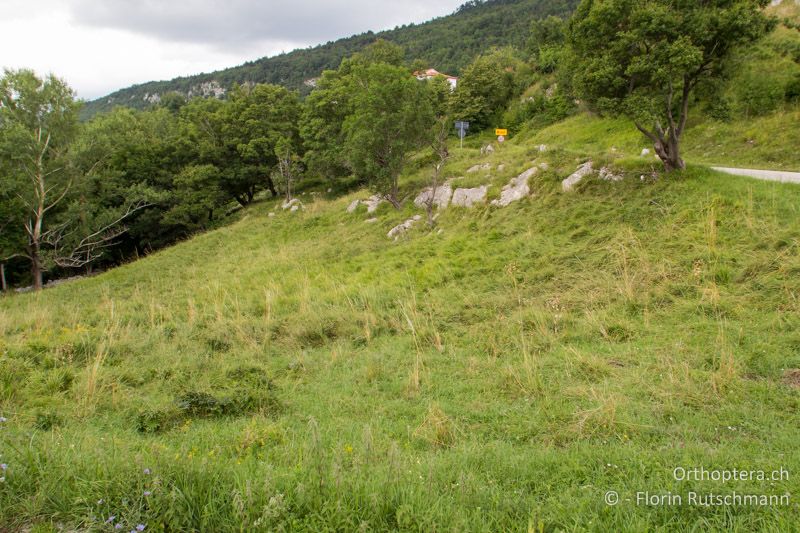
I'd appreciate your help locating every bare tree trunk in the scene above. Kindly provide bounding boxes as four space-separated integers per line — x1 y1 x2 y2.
1 263 6 292
387 178 401 209
427 117 450 227
30 243 43 290
653 137 685 172
636 123 686 173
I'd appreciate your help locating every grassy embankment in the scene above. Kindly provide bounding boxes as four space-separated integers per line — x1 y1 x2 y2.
1 117 799 532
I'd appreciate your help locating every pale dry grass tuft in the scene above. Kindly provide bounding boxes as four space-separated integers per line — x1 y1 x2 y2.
413 404 458 449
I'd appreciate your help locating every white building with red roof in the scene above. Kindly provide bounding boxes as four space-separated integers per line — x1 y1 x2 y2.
414 68 458 90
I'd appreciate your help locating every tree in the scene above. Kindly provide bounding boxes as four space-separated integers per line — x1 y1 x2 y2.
162 164 226 230
568 0 773 171
220 84 302 205
449 47 532 130
528 16 567 72
68 106 174 259
0 69 79 289
300 40 405 183
425 116 451 228
274 137 301 202
0 185 24 290
301 68 356 182
342 63 434 207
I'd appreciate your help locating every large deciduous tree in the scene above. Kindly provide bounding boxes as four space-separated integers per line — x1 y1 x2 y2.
568 0 773 172
221 84 302 206
342 62 434 207
0 69 79 289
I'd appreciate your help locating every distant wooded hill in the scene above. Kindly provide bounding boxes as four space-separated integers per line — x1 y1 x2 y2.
81 0 578 119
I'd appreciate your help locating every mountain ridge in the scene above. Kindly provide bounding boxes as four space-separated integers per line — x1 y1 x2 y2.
81 0 579 119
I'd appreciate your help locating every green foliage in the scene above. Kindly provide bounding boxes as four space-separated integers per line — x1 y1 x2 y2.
0 69 80 283
528 16 567 72
568 0 774 170
450 47 533 129
300 69 356 182
219 84 302 205
738 72 786 117
342 63 434 203
80 0 580 119
503 88 575 132
787 73 800 101
163 165 226 229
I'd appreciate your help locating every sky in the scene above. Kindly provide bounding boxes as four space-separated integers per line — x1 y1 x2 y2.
1 0 466 101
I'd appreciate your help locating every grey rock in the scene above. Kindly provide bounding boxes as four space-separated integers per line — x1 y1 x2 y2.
282 198 302 210
346 199 361 213
492 167 538 207
467 163 491 174
387 215 423 240
346 195 385 214
536 144 548 152
562 162 594 192
363 195 385 214
599 167 624 182
414 181 453 210
452 186 488 208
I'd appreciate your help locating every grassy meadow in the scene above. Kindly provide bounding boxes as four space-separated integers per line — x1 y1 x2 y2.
1 123 800 531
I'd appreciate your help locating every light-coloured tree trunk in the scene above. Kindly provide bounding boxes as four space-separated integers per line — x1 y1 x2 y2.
0 263 7 292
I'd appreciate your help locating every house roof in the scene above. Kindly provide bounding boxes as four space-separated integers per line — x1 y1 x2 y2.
414 68 458 80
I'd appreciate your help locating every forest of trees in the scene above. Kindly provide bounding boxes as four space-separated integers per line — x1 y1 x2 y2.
2 0 796 290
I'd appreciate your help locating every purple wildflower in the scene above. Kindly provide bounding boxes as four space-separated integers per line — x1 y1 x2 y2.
114 525 123 530
105 515 116 524
0 464 7 471
143 491 152 496
143 468 151 475
136 525 146 532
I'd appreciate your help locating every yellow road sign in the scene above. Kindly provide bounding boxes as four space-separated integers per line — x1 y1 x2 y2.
495 129 508 136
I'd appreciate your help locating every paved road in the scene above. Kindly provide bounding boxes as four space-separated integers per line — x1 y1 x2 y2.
712 167 800 184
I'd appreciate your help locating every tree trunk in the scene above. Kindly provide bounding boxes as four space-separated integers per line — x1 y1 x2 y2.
1 263 6 292
638 121 686 173
30 243 43 291
387 179 402 210
265 176 278 198
653 136 685 173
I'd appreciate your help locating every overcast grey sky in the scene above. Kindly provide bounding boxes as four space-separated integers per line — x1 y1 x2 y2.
1 0 466 100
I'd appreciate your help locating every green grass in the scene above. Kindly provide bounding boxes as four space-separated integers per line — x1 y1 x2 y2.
1 131 799 531
524 105 800 171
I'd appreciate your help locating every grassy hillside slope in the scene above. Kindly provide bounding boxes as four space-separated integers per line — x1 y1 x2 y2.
522 106 800 171
82 0 578 119
1 133 799 531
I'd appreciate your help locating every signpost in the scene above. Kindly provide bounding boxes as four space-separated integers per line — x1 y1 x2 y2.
495 128 508 143
455 121 470 149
